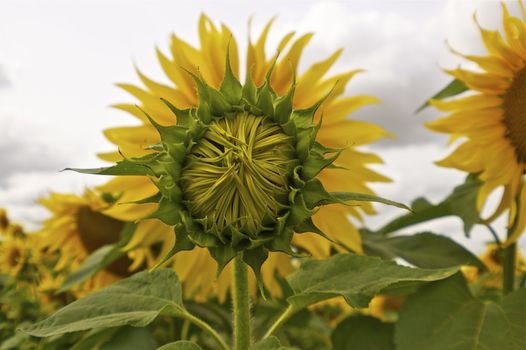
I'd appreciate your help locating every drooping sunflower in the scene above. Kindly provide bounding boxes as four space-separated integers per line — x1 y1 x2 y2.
95 15 390 301
427 1 526 244
36 191 143 293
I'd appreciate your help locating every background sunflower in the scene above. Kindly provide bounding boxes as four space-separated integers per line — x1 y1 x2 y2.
427 1 526 245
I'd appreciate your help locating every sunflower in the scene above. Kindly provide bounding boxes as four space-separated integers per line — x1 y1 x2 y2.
0 235 28 276
96 15 390 301
37 190 142 293
427 1 526 244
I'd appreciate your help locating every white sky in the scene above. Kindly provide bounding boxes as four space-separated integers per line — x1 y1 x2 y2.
0 0 524 254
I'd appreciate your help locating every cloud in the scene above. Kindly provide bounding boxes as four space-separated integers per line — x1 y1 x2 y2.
275 0 507 146
0 64 10 89
0 119 65 185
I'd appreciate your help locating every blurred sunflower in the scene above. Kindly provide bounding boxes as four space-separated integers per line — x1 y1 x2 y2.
37 191 141 293
0 236 28 276
427 1 526 244
97 15 390 301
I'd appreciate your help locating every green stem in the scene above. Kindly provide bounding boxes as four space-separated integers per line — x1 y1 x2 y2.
502 240 517 295
232 256 251 350
184 313 229 350
502 201 520 295
262 305 296 339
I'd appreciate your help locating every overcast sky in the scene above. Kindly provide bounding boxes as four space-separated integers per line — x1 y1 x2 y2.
0 0 524 254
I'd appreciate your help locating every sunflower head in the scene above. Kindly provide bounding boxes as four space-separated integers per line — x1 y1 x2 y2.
37 191 139 292
0 236 28 276
427 1 526 244
76 53 349 283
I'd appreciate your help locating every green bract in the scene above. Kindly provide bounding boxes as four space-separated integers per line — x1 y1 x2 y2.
69 52 406 287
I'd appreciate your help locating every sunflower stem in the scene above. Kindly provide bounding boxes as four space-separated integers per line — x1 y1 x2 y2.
502 206 519 295
232 256 251 350
502 240 516 295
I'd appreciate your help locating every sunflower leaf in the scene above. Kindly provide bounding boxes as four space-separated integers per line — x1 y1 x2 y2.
332 315 395 350
416 78 468 112
362 231 486 271
395 273 526 350
376 174 481 236
156 341 204 350
286 253 457 310
21 269 187 337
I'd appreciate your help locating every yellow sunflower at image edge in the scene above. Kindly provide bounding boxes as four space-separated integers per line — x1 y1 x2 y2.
36 191 143 294
427 0 526 245
94 15 390 301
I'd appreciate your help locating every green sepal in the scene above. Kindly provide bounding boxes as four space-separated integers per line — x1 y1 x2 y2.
302 182 336 213
242 69 257 105
256 80 275 117
64 158 155 177
137 107 189 156
302 148 340 179
181 211 221 248
209 246 237 276
229 226 251 248
273 84 295 124
144 197 181 226
242 247 269 299
207 88 231 116
294 127 315 161
173 224 196 252
287 191 314 228
267 228 308 258
328 192 410 211
150 226 194 270
219 48 242 105
293 217 337 245
161 98 192 122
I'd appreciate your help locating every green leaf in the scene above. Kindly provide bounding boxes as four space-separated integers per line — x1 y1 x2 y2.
156 341 203 350
395 273 526 350
21 269 186 337
286 253 457 310
99 327 157 350
362 232 486 271
58 223 136 293
416 79 468 112
377 175 481 236
329 192 410 211
250 337 295 350
331 315 394 350
70 328 119 350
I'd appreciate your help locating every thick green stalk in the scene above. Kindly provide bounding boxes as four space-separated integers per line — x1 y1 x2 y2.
502 201 520 295
232 256 251 350
502 239 517 295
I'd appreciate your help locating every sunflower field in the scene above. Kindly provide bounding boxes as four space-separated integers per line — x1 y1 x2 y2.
1 0 525 349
